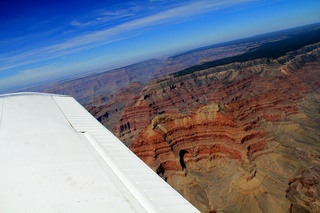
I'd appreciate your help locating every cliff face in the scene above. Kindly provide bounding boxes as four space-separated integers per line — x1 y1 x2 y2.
115 44 320 212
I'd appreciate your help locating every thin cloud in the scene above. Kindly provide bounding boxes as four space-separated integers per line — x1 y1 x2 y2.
70 20 83 27
1 0 256 73
0 55 113 92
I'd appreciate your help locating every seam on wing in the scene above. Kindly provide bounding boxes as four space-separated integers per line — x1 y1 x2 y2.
0 99 4 130
82 132 158 213
51 96 78 133
77 132 147 213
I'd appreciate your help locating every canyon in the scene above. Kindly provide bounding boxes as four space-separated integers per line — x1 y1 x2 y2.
28 24 320 212
108 43 320 212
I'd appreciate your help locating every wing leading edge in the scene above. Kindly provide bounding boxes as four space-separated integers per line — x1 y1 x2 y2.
0 92 199 213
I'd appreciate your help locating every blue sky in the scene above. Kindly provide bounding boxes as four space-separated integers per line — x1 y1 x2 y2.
0 0 319 92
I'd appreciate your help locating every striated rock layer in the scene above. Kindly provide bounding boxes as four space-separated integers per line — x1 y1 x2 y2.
115 43 320 212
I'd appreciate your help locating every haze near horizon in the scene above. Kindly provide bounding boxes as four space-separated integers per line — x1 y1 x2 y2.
0 0 319 93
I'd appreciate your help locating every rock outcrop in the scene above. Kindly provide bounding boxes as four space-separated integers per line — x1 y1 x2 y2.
115 43 320 212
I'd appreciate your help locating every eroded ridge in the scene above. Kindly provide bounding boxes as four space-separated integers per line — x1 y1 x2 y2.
116 44 320 212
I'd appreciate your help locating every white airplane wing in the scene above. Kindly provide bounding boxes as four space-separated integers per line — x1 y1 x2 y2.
0 92 199 213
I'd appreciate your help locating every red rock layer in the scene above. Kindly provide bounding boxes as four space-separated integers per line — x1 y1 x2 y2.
115 43 320 212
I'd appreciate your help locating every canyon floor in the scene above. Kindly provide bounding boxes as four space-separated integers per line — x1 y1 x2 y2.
30 24 320 212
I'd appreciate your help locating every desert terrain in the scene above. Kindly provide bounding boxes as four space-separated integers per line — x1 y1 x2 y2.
29 23 320 212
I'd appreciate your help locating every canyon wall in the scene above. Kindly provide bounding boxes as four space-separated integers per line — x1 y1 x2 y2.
112 43 320 212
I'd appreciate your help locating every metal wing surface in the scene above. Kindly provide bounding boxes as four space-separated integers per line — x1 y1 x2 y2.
0 92 199 213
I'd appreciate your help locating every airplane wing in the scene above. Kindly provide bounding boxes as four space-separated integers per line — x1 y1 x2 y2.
0 92 199 213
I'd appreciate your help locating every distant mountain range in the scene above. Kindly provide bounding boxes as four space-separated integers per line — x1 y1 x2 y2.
26 23 320 104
